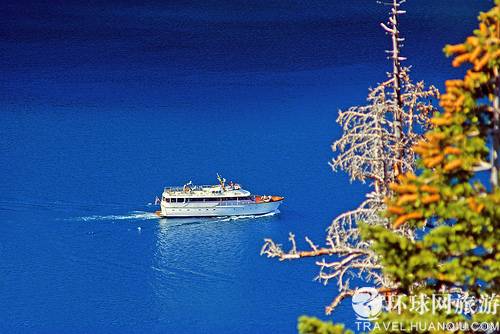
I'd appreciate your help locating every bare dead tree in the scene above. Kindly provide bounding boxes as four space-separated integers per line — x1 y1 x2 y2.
382 0 406 176
261 0 439 315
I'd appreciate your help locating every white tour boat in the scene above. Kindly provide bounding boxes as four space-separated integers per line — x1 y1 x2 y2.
156 174 284 218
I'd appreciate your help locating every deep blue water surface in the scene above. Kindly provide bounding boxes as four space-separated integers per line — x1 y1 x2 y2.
0 1 490 332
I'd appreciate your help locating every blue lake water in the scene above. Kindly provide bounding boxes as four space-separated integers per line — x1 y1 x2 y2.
0 1 489 332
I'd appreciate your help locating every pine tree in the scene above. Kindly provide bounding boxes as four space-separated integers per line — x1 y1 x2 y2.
360 2 500 332
261 0 438 316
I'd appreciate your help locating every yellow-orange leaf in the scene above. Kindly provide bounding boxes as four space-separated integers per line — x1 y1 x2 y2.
445 80 464 88
420 185 439 193
424 155 445 168
444 147 462 155
476 204 485 213
440 93 456 101
452 53 470 67
474 53 490 71
446 44 467 54
399 184 418 193
454 95 465 109
405 172 417 181
387 206 406 215
421 194 441 204
431 117 453 126
426 132 446 141
443 159 464 172
397 194 419 206
393 211 423 229
479 22 488 35
469 46 483 62
467 197 477 210
466 36 479 46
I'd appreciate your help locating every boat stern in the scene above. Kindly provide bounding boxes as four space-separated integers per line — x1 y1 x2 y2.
255 195 284 203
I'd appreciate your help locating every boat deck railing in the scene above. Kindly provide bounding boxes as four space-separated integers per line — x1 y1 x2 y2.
164 185 246 194
164 185 218 192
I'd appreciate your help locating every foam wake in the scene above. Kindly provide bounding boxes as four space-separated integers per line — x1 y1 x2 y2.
75 211 158 222
75 209 279 223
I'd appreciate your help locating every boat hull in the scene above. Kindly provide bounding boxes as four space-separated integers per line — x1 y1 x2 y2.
158 200 282 218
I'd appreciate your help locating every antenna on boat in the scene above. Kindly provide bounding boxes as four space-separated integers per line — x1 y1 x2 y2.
216 173 226 191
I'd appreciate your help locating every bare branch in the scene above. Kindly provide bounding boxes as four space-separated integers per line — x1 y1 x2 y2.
325 290 355 315
305 237 319 252
260 0 438 316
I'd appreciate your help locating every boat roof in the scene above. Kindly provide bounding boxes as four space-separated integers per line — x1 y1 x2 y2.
162 184 251 198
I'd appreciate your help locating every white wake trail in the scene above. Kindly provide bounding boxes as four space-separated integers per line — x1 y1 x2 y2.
75 209 279 223
76 211 158 222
